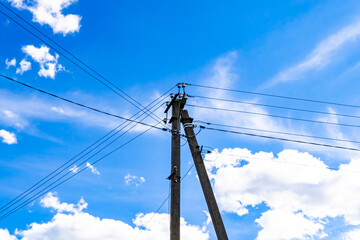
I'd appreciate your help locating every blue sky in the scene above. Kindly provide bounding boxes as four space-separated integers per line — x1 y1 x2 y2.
2 0 360 239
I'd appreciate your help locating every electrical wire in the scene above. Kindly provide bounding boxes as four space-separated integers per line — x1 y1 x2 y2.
203 151 360 174
0 86 174 213
0 4 166 129
186 104 360 129
200 126 360 152
0 74 168 131
0 96 169 216
0 120 164 222
190 95 360 119
194 120 360 145
185 83 360 109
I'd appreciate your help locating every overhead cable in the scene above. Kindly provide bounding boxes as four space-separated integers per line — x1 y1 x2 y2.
186 104 360 129
0 90 171 216
202 151 360 174
194 120 360 145
0 4 165 128
0 120 164 221
185 83 360 109
200 126 360 152
0 74 168 132
190 95 360 119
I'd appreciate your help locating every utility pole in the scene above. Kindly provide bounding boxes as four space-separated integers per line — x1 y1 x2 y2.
169 97 181 240
181 110 229 240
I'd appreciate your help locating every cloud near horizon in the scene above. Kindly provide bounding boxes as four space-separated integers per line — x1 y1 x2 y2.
0 192 209 240
205 147 360 239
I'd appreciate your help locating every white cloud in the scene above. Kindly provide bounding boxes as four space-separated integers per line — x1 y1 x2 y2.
255 209 326 240
0 229 17 240
191 52 358 159
69 165 79 173
5 58 16 69
193 52 298 141
86 162 100 175
8 0 81 35
1 108 27 129
343 228 360 240
16 59 32 75
51 106 65 114
0 129 17 144
0 90 124 131
124 174 145 186
40 192 87 213
204 148 360 239
3 193 208 240
271 19 360 84
22 45 64 79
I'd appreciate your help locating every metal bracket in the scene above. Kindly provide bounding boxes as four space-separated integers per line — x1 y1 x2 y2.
164 93 179 113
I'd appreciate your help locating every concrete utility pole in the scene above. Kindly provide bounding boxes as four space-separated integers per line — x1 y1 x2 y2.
181 110 229 240
170 98 181 240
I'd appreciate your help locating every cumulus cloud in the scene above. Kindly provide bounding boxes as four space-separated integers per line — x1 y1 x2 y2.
124 174 145 186
16 59 32 75
2 193 208 240
255 209 326 240
8 0 81 35
204 148 360 239
22 45 64 79
271 19 360 84
343 228 360 240
0 129 17 144
40 192 87 213
86 162 100 175
5 58 16 68
0 229 17 240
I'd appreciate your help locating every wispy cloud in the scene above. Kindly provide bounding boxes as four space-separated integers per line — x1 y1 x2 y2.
124 174 145 186
270 19 360 85
69 165 79 173
5 58 16 69
86 162 100 175
190 52 360 158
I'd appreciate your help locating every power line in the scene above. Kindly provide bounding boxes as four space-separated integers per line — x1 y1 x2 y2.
0 4 165 128
190 95 360 119
194 120 360 145
185 83 360 109
0 91 171 216
200 126 360 152
0 120 164 221
204 151 360 174
0 74 168 132
186 104 360 129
